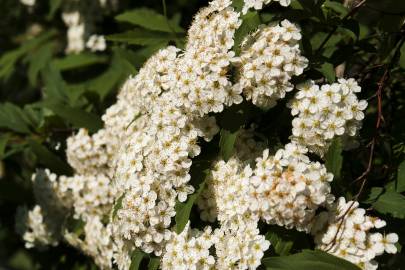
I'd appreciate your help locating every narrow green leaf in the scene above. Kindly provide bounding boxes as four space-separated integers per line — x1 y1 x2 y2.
322 0 348 18
52 53 108 71
231 0 244 12
317 62 335 83
175 172 208 233
339 19 360 41
45 102 103 133
373 190 405 219
129 250 145 270
0 30 56 81
69 48 135 100
41 63 69 103
324 138 342 180
399 42 405 69
363 187 384 204
48 0 63 19
28 42 54 86
0 133 10 159
115 8 184 33
262 249 361 270
112 193 125 219
148 258 160 270
395 160 405 192
28 140 72 175
0 103 32 134
265 229 294 256
106 29 173 46
233 11 261 55
219 129 239 161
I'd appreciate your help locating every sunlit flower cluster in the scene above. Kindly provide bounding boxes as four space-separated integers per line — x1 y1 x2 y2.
312 197 399 270
161 223 216 270
198 157 253 223
58 174 117 221
234 19 307 108
250 142 335 231
242 0 291 14
289 79 368 155
15 0 398 269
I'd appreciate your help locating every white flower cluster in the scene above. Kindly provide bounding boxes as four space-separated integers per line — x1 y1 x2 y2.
15 170 66 249
313 197 399 270
62 11 86 53
199 142 334 232
162 217 270 270
58 174 117 221
16 0 398 270
15 74 141 268
234 20 308 109
242 0 291 14
20 0 35 7
111 1 246 259
15 205 58 248
60 0 112 53
250 142 334 231
289 79 368 155
66 129 111 176
161 223 216 270
199 157 253 223
214 216 270 269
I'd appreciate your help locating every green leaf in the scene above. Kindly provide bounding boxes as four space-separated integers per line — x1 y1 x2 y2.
262 249 361 270
112 193 125 219
175 172 208 233
324 138 342 180
372 190 405 219
69 48 135 100
148 258 160 270
317 62 335 83
231 0 244 12
0 133 10 159
363 187 384 204
45 102 103 133
115 8 184 33
0 103 32 134
322 0 348 18
0 30 56 81
52 53 108 71
399 43 405 69
27 42 54 86
41 63 69 103
265 229 294 256
106 29 173 46
28 140 72 175
48 0 63 19
219 129 239 161
129 250 145 270
233 11 261 55
395 160 405 192
8 250 34 270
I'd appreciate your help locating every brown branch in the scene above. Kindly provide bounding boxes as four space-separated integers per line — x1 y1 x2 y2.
324 26 405 251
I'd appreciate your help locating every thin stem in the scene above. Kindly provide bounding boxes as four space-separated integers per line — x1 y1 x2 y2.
316 0 367 54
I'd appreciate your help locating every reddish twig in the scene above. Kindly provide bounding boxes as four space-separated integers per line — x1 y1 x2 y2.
324 28 405 251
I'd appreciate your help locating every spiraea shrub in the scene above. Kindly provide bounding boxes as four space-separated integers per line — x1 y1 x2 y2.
1 0 405 269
